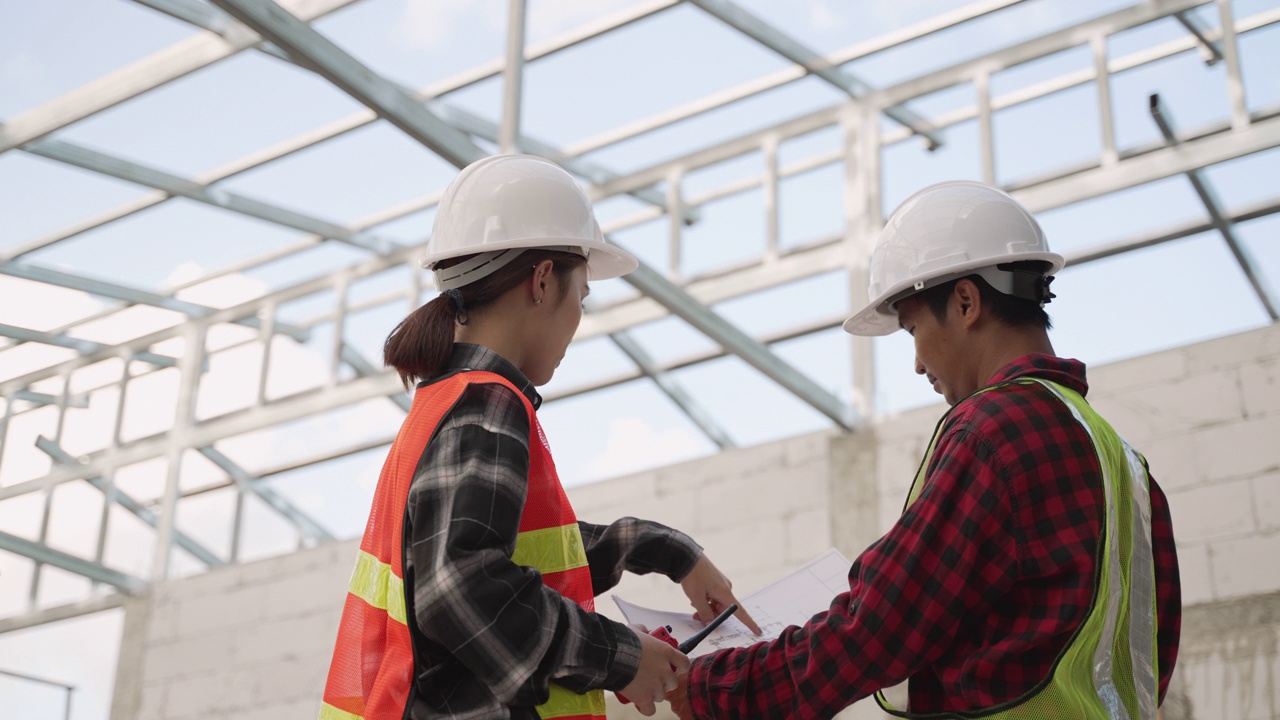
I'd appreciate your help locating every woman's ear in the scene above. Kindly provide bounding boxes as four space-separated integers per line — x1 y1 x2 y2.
530 260 555 304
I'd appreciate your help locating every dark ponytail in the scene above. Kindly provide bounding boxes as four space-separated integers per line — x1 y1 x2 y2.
384 249 588 388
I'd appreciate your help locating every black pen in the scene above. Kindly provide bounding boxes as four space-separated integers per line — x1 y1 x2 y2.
678 603 740 654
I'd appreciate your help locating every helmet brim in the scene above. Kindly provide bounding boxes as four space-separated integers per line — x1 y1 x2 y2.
843 251 1066 337
421 236 639 282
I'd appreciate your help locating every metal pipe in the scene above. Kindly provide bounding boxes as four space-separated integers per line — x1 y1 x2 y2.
500 0 527 153
1093 33 1118 166
1149 93 1278 319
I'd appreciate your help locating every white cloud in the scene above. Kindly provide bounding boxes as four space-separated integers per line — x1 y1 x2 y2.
169 262 271 310
394 0 504 52
0 276 104 332
526 0 637 42
581 415 707 480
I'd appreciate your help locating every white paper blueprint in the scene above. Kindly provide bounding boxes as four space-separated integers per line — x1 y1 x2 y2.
612 547 852 658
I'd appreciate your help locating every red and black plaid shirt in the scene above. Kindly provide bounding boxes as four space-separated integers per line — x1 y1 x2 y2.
689 354 1180 719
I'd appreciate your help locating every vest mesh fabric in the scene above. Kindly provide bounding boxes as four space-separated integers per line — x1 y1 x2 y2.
320 372 606 720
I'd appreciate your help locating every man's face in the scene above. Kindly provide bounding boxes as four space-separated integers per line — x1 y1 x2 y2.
896 294 965 406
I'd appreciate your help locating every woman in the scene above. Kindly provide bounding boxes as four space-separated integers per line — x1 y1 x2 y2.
320 155 759 720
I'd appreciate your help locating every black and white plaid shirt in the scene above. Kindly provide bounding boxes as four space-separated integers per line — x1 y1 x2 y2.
403 343 703 719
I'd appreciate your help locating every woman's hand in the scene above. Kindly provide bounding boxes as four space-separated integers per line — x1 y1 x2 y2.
679 555 762 635
619 626 690 717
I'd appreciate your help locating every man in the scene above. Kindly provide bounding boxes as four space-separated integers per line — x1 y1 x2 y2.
668 181 1180 719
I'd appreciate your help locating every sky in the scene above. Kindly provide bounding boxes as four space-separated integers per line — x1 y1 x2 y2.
1 0 1279 717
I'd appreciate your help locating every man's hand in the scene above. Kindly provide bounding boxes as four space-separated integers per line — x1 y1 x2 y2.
680 555 763 635
667 672 695 720
619 627 691 716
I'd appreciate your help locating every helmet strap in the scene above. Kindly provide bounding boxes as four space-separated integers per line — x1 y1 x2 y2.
974 265 1056 306
442 288 469 325
888 265 1057 311
433 249 524 291
431 246 588 291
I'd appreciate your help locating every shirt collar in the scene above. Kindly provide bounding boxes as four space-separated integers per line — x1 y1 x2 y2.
442 343 543 409
985 352 1089 397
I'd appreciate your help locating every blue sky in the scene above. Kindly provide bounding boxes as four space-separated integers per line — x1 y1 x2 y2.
2 1 1279 717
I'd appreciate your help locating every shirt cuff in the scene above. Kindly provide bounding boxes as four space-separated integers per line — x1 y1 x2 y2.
600 618 643 691
667 530 704 582
687 654 718 719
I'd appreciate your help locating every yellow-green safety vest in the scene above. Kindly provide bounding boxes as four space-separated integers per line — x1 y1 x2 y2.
876 378 1158 720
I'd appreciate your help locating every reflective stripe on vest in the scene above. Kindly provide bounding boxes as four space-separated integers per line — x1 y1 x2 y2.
348 550 407 625
514 524 590 575
876 378 1157 720
319 703 363 720
319 371 605 720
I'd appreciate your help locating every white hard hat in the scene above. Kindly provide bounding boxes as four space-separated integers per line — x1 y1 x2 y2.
422 154 638 290
843 180 1065 336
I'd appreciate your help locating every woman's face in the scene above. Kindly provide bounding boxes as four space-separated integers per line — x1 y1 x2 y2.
523 263 589 385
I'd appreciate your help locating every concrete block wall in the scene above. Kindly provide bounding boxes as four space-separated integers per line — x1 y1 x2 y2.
112 323 1280 720
111 541 356 720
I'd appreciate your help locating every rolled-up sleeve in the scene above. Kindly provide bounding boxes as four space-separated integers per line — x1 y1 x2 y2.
578 518 703 594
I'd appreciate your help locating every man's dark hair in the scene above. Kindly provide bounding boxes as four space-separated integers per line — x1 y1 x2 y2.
914 261 1053 330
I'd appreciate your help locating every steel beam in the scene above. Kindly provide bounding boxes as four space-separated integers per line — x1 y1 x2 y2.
36 437 225 568
562 0 1024 158
607 331 735 449
1149 94 1279 319
131 0 234 36
0 242 419 395
182 313 852 493
687 0 942 149
18 137 395 255
0 322 179 368
10 172 1278 503
207 0 486 169
197 446 335 541
1064 194 1280 266
432 104 700 224
621 260 854 429
1175 9 1224 65
0 0 357 155
579 237 846 339
7 0 681 263
591 0 1216 204
0 530 145 593
876 7 1280 146
0 594 125 635
10 390 89 410
0 371 406 501
0 262 309 342
130 0 298 64
187 1 734 440
1013 110 1280 213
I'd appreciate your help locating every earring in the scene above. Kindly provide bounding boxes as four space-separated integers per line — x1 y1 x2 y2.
534 297 543 304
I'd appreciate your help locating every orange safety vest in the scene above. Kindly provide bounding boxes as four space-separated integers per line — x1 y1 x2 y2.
319 371 606 720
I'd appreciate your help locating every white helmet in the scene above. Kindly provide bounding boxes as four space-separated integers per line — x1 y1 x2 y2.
843 180 1065 336
422 154 639 290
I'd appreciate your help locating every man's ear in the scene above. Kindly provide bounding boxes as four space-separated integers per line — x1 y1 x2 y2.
952 278 983 330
